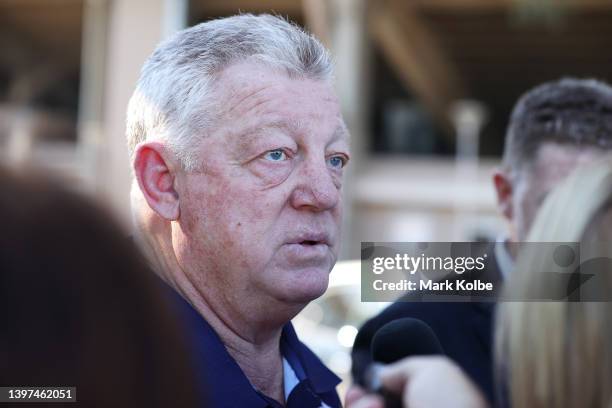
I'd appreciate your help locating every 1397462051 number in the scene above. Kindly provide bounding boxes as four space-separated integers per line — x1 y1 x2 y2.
3 387 75 401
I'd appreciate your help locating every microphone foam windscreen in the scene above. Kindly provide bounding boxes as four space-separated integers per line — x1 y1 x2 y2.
371 317 444 364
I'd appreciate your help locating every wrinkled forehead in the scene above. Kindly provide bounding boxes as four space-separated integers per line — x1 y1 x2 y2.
213 61 339 108
209 61 348 142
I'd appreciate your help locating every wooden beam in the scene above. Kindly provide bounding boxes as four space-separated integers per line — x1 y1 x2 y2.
0 0 81 7
192 0 302 17
301 0 330 47
369 0 466 130
412 0 612 12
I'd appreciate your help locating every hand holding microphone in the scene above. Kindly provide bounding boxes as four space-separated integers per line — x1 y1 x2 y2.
347 318 488 408
383 356 488 408
365 317 444 408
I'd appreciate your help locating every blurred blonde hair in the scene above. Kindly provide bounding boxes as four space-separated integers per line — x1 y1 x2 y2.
496 158 612 408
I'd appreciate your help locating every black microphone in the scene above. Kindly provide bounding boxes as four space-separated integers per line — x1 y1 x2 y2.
371 317 444 363
365 318 444 408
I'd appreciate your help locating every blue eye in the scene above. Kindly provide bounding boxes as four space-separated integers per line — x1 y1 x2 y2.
264 149 287 161
328 155 346 169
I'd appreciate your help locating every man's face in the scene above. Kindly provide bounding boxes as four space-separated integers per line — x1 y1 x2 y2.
508 142 605 241
173 62 349 316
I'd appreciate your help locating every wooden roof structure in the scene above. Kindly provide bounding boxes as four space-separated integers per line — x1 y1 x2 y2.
2 0 612 153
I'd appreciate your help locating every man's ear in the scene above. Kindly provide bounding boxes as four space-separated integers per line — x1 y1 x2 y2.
133 141 180 221
493 169 513 221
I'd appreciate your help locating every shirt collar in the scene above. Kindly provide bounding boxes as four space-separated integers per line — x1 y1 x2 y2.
281 323 341 395
283 357 299 400
164 281 340 407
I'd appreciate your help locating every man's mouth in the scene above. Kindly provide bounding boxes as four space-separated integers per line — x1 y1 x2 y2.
283 232 332 261
288 232 331 247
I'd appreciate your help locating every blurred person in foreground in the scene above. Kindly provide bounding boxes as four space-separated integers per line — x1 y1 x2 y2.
127 14 350 407
0 166 199 407
352 78 612 403
347 158 612 408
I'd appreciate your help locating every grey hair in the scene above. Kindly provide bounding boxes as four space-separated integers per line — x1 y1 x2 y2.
126 13 334 171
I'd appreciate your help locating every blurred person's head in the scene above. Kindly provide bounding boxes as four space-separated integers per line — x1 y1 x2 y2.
497 159 612 408
126 14 350 330
0 167 198 407
494 78 612 241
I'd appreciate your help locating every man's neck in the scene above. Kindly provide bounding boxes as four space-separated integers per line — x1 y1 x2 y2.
184 279 286 403
223 328 286 405
141 233 287 404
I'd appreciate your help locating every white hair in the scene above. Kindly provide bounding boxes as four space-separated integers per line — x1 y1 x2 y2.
126 13 334 171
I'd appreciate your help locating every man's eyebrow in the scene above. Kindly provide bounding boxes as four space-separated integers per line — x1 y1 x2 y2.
255 120 349 140
235 120 295 140
237 119 350 143
232 121 294 151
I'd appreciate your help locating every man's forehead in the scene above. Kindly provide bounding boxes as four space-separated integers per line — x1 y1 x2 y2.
523 142 608 196
257 118 348 137
229 117 350 144
215 60 338 105
535 142 607 172
209 60 348 143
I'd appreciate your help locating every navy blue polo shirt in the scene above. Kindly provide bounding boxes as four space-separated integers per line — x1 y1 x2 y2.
164 282 342 408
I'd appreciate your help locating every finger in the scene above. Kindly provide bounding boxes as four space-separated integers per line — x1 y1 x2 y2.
346 394 385 408
345 386 367 406
378 356 443 393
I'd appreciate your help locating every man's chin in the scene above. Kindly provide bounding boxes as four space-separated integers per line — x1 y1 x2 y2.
275 268 330 304
287 285 328 304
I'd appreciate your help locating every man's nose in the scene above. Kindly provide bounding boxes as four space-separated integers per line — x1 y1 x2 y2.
289 158 340 211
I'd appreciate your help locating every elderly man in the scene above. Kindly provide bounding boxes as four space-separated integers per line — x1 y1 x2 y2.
126 14 349 407
351 78 612 405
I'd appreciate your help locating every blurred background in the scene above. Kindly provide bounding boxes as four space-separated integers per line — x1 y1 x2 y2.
2 0 612 395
